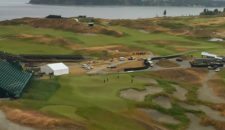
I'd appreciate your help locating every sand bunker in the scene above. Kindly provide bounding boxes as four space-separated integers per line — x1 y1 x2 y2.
140 109 180 125
186 113 215 130
172 85 187 101
120 87 163 102
153 96 172 109
179 103 225 122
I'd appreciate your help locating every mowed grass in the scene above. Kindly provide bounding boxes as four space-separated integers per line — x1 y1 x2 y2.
0 25 76 54
18 74 149 130
0 38 73 54
0 24 224 56
16 72 197 130
14 71 201 130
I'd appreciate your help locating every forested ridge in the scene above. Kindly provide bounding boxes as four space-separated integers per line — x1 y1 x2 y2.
29 0 225 7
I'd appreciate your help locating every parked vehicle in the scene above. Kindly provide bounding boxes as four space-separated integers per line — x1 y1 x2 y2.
128 56 135 60
107 65 117 69
119 57 126 61
176 58 183 62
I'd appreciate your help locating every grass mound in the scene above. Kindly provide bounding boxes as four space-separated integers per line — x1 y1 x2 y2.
0 18 123 37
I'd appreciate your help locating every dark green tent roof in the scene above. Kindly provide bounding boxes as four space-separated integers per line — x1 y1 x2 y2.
0 61 32 97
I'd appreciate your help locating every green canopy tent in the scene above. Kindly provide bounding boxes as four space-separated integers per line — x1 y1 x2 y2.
0 61 32 98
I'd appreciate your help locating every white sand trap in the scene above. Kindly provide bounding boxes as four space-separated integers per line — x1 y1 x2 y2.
120 87 163 102
153 96 172 109
172 85 187 101
186 113 215 130
0 110 35 130
140 109 180 125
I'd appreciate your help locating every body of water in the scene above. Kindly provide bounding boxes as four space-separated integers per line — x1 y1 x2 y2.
0 0 223 20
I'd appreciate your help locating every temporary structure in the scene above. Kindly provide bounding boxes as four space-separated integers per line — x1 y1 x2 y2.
0 61 32 98
41 63 69 76
209 38 223 42
201 52 223 60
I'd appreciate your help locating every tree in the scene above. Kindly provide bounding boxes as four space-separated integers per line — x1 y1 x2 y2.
223 8 225 12
203 8 207 13
163 10 167 16
214 9 219 14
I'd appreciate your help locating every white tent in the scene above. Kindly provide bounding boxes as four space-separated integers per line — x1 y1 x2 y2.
201 52 223 60
209 38 223 42
41 63 69 76
201 52 217 58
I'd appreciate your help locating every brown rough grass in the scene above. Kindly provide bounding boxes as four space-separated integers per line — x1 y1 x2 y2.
1 18 123 37
16 34 134 57
81 45 126 51
111 60 145 71
208 79 225 99
151 68 207 84
191 17 225 26
156 59 179 68
2 107 85 130
201 116 225 130
211 104 225 113
16 33 81 50
122 109 168 130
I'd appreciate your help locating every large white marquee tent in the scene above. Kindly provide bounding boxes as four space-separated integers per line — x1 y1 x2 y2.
41 63 69 76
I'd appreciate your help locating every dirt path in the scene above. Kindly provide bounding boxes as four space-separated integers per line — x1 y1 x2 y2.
198 71 225 104
186 113 215 130
0 110 35 130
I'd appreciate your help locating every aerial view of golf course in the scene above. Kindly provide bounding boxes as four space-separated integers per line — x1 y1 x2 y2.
1 1 225 130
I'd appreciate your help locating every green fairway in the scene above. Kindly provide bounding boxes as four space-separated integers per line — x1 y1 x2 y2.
9 70 207 130
19 74 149 130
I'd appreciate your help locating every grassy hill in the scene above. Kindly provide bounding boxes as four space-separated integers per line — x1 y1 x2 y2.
0 16 225 56
0 16 225 130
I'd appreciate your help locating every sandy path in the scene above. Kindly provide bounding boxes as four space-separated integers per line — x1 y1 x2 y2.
172 84 187 101
179 103 225 122
186 113 215 130
198 71 225 104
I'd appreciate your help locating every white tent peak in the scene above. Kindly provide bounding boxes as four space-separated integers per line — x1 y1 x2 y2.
47 63 69 70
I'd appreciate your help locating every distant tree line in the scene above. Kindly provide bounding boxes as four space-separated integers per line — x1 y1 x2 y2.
200 8 225 15
30 0 225 7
